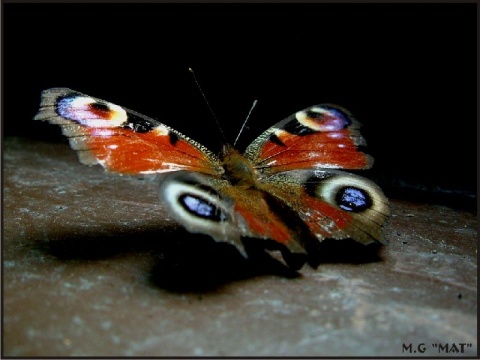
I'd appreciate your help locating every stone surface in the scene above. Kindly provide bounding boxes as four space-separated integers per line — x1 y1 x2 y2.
3 138 477 356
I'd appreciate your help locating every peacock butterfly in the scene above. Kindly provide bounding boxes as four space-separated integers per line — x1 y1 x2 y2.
34 88 389 270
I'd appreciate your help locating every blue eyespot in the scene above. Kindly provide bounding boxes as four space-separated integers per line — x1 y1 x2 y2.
320 106 352 129
335 186 372 212
179 194 227 222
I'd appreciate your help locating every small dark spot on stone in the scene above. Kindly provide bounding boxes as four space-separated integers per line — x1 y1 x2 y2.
402 241 408 244
458 293 462 299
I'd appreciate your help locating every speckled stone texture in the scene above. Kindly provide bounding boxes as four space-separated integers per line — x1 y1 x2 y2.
3 138 477 357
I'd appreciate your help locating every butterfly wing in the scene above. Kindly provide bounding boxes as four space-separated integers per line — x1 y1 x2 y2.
158 170 310 268
34 88 223 176
244 104 372 176
262 169 389 246
245 104 389 248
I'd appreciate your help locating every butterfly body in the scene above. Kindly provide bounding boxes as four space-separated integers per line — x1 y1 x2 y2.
34 88 389 269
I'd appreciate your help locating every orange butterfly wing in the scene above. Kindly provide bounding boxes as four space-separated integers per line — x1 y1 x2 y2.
262 169 389 245
245 104 373 175
34 88 223 176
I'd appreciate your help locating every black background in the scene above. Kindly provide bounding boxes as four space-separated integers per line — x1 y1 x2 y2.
3 3 477 211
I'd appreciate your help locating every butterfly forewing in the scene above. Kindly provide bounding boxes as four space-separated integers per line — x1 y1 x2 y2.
34 88 224 176
244 105 373 176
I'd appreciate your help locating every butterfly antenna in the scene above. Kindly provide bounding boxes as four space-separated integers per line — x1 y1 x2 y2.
234 99 258 147
189 68 227 144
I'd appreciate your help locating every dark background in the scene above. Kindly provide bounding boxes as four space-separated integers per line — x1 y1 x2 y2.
3 3 477 212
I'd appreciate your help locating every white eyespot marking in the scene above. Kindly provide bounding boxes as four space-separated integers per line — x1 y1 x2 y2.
158 173 245 247
56 95 128 127
312 172 388 218
316 175 373 209
273 128 287 137
296 106 350 132
161 181 230 225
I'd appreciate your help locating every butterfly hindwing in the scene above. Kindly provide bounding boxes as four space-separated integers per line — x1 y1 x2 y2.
245 104 373 176
158 171 308 263
34 88 224 176
263 169 389 245
158 167 389 267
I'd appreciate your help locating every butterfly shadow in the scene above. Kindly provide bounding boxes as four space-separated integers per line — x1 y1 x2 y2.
306 238 383 268
148 233 305 293
34 226 383 293
33 225 303 293
148 234 384 292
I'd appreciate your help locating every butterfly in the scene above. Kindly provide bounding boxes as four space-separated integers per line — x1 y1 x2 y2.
34 88 389 270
